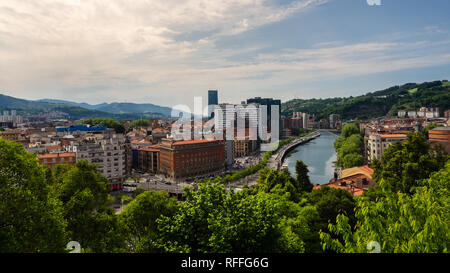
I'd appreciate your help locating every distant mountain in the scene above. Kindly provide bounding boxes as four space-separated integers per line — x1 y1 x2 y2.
0 94 165 120
282 80 450 120
95 102 174 116
0 94 187 120
38 99 180 116
37 99 108 110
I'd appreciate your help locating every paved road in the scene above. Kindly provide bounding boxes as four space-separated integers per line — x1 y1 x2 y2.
270 132 321 170
230 132 320 190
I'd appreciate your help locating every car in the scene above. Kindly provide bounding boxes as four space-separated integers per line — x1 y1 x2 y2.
164 182 172 185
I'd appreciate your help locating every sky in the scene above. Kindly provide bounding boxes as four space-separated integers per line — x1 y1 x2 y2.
0 0 449 110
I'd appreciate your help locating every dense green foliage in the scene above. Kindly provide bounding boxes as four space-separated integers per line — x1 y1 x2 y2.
320 134 449 253
129 119 151 129
81 118 125 133
320 160 449 253
51 160 125 252
372 132 447 193
1 131 448 253
334 123 364 168
0 140 68 252
155 181 320 253
282 80 450 120
310 187 357 232
119 191 178 252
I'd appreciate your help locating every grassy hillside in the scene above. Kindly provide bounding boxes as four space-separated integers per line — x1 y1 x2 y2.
282 80 450 120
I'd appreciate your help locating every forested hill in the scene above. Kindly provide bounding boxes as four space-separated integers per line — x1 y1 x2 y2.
0 94 165 120
282 80 450 120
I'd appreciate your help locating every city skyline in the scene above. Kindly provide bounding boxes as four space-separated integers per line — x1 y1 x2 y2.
1 0 449 110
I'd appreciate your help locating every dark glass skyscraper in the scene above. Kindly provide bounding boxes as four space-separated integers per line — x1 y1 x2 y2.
246 97 281 131
208 90 218 118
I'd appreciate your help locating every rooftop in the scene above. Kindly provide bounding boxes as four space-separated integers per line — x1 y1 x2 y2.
429 127 450 131
173 139 219 146
379 134 407 138
138 145 160 152
38 152 76 159
341 165 374 179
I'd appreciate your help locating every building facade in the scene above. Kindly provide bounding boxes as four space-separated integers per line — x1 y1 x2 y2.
429 127 450 153
367 133 407 162
159 138 225 180
68 134 126 189
208 90 218 118
138 145 160 173
38 152 76 168
329 114 340 128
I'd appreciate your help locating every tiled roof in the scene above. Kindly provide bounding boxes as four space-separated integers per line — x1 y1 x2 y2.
38 152 76 159
429 127 450 131
341 165 374 179
130 139 152 145
173 139 219 145
138 145 160 152
379 134 407 138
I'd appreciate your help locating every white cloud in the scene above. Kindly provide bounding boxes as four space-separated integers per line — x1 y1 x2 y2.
0 0 327 102
0 0 449 108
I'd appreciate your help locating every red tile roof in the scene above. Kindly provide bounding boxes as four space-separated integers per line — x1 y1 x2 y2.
38 152 76 159
379 134 407 138
138 145 160 152
172 139 219 145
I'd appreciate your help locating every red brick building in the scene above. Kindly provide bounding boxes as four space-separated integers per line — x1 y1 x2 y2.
159 138 225 180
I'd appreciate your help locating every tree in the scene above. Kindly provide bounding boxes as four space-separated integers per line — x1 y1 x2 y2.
320 160 450 253
53 160 124 252
341 153 364 169
334 124 364 169
295 160 314 192
255 163 313 202
130 119 151 129
155 182 319 253
0 139 68 252
309 186 356 232
373 132 447 193
341 123 360 138
118 191 178 253
81 118 125 133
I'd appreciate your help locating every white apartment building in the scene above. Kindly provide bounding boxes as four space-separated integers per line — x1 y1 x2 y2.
68 134 126 187
367 133 407 162
0 110 23 125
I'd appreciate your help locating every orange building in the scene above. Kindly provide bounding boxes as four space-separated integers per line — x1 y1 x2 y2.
313 165 375 196
159 138 225 180
38 152 76 168
429 127 450 143
429 127 450 153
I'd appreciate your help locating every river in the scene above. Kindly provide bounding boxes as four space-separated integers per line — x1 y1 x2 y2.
283 131 339 185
